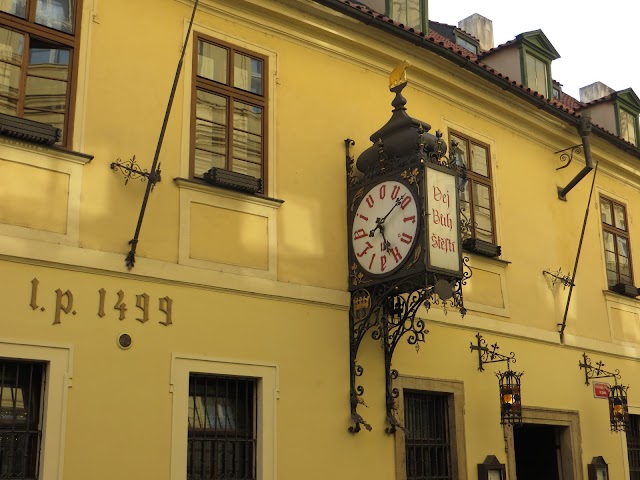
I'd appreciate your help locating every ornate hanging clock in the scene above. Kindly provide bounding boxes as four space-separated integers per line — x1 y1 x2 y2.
345 66 472 434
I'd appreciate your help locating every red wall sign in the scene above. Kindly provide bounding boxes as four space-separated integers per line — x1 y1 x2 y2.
593 382 610 399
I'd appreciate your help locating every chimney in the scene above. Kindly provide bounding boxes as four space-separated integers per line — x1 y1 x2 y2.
458 13 494 51
579 82 615 103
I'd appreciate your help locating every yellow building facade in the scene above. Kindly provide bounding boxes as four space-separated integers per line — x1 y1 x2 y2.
1 0 640 479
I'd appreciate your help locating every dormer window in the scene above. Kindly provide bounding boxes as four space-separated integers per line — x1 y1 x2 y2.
618 108 638 145
455 34 479 54
361 0 428 32
525 53 549 97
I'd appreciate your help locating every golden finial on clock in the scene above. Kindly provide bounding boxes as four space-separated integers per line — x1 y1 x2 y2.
389 60 411 89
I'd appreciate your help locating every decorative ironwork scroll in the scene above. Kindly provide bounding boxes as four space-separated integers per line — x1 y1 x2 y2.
111 156 161 188
579 353 629 432
470 333 523 425
555 144 582 170
469 333 516 372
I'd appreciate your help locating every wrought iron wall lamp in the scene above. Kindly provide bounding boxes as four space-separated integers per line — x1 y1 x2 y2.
579 352 630 432
470 333 523 425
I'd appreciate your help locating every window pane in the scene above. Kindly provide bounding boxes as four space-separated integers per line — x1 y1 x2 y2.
470 143 488 177
233 101 262 171
601 199 613 226
196 89 226 125
233 159 261 179
526 53 548 97
614 203 627 231
620 109 637 145
391 0 422 30
603 231 615 253
0 27 23 116
198 40 227 84
474 183 493 242
35 0 74 33
451 134 467 168
619 255 631 283
618 237 630 258
233 53 262 95
24 40 70 139
0 0 26 18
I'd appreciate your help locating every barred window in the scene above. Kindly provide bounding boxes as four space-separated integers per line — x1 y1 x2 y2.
187 374 256 480
628 414 640 480
0 359 45 480
404 390 453 480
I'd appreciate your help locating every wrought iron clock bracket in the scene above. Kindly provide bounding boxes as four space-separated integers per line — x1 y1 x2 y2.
378 270 471 435
469 333 517 372
111 156 162 189
578 352 621 386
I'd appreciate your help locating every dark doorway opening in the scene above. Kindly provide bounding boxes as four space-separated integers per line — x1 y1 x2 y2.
514 424 564 480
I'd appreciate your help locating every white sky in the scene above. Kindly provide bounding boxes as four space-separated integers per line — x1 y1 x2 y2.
428 1 639 101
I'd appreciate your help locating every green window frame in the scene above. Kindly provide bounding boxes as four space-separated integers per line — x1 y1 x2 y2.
523 51 549 98
388 0 428 32
617 106 638 146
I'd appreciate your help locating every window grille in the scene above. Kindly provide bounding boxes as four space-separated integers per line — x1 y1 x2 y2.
0 359 45 480
187 374 256 480
628 414 640 480
404 390 453 480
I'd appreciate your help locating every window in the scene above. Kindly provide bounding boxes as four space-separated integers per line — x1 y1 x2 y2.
525 53 548 98
188 374 256 480
394 377 466 480
404 391 453 480
0 359 45 480
191 34 267 192
390 0 427 31
619 108 638 145
0 0 79 145
455 35 478 55
600 196 633 288
450 130 497 249
627 414 640 480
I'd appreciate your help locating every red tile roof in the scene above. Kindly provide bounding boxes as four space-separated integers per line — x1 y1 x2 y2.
316 0 640 155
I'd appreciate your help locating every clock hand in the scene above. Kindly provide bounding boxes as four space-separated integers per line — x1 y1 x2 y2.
379 225 392 253
369 194 406 237
379 194 405 224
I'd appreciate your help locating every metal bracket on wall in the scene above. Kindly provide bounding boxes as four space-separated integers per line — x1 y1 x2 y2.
348 265 471 434
111 156 161 188
554 144 582 171
543 268 574 289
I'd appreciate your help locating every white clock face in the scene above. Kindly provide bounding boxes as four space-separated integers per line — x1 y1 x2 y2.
351 180 419 275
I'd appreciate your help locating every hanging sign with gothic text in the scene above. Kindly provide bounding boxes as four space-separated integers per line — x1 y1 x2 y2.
425 166 462 278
